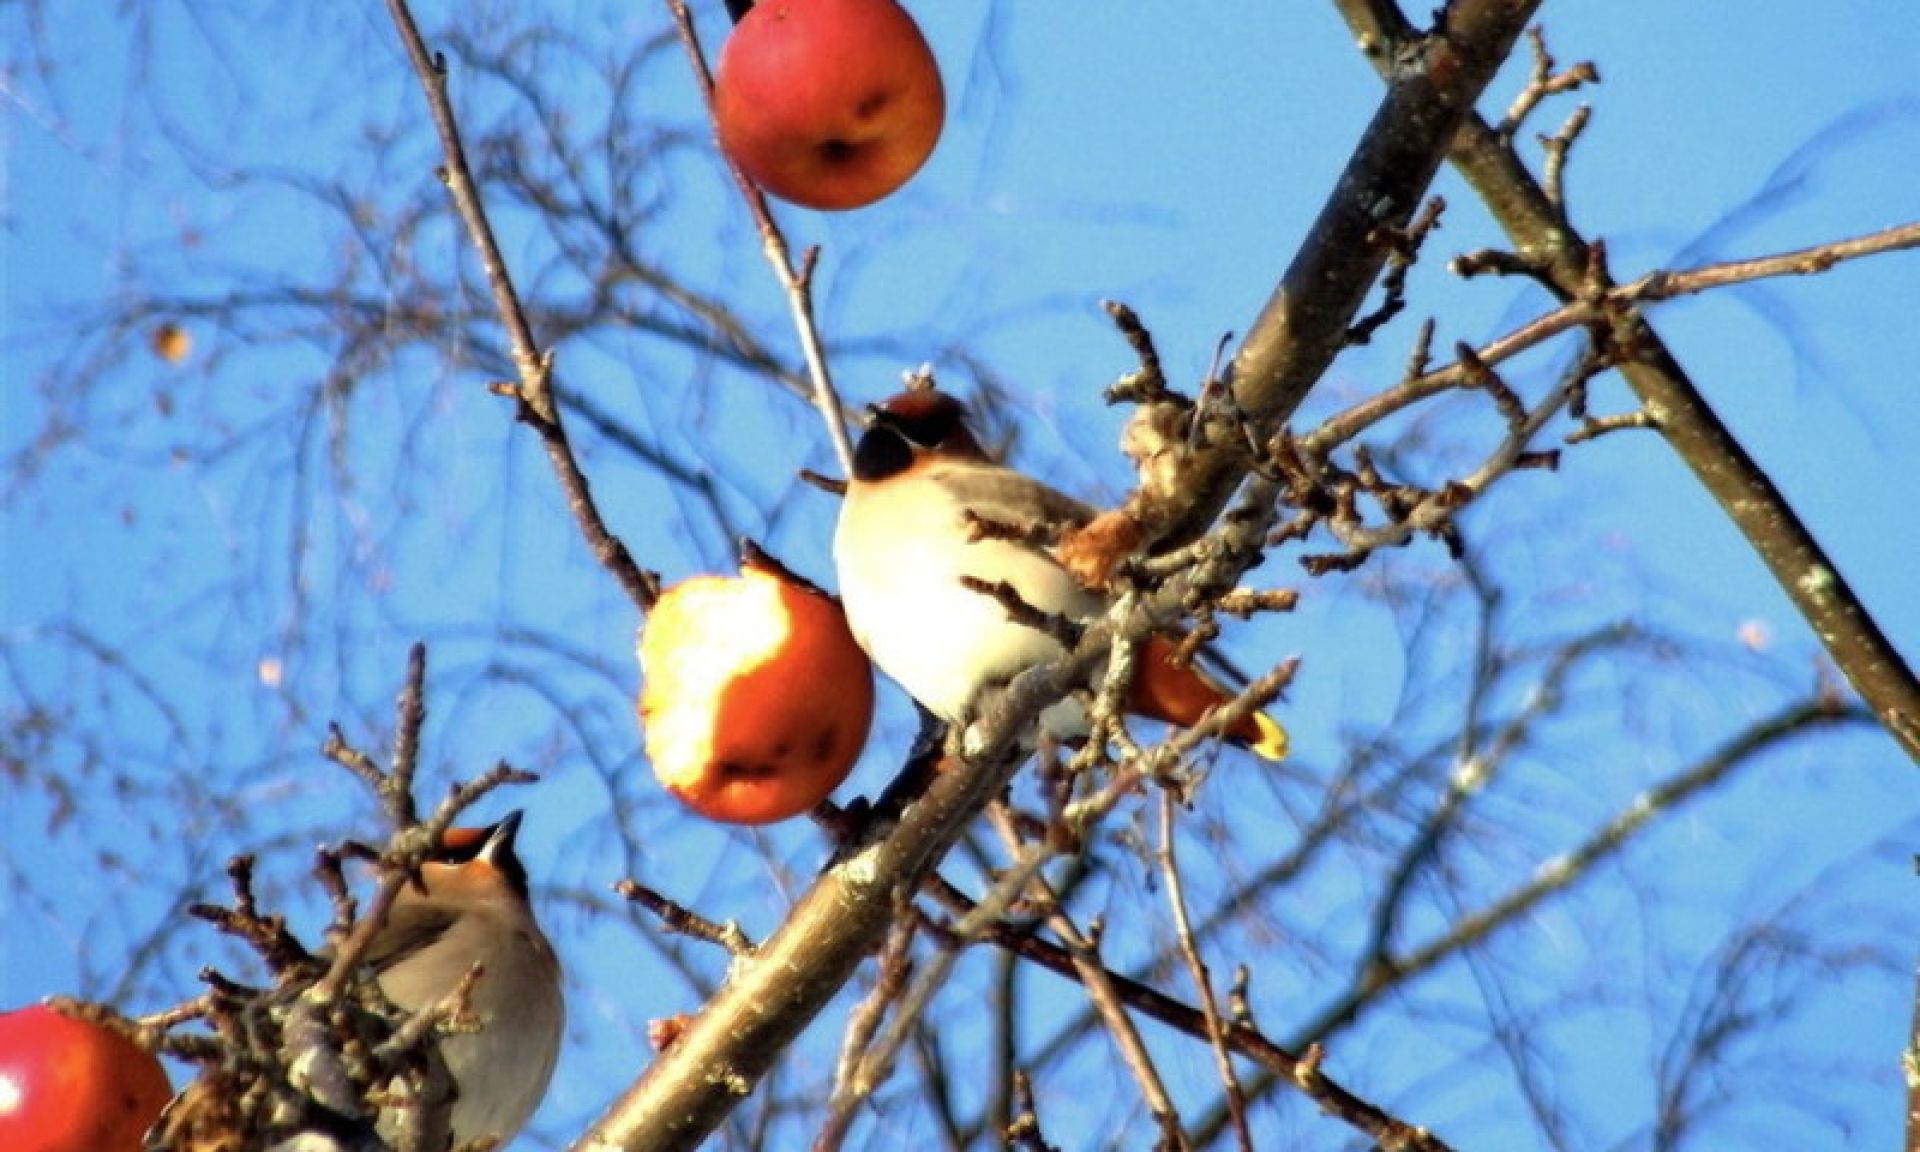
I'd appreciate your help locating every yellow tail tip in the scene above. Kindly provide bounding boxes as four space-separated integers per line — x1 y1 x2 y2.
1250 713 1289 761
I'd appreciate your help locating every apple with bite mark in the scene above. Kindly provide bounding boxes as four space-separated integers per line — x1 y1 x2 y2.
713 0 944 210
637 546 874 825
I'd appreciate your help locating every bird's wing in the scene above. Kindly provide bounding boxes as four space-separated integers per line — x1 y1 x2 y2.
931 463 1099 544
364 901 461 973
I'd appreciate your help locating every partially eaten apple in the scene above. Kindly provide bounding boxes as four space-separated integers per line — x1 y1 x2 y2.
713 0 945 210
638 546 874 824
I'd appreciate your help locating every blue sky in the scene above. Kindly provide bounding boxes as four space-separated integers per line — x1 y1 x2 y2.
5 2 1918 1148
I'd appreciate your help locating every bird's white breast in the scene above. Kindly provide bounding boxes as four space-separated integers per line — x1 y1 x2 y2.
835 461 1100 725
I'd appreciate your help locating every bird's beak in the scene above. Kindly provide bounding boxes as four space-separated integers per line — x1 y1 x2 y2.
480 809 525 865
862 403 886 429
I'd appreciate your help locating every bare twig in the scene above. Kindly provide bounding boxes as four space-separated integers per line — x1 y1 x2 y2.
1347 196 1447 347
1006 1069 1062 1152
799 468 849 496
985 804 1189 1149
384 0 661 612
961 576 1086 650
1633 221 1920 299
1494 26 1600 142
816 919 919 1152
616 880 758 957
187 855 316 977
1103 300 1176 404
1565 408 1655 443
1214 587 1300 619
664 0 856 478
1158 791 1253 1152
1539 103 1591 211
1333 0 1920 764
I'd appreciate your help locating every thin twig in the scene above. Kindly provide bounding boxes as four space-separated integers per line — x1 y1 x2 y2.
384 0 661 611
1006 1069 1062 1152
664 0 856 478
815 919 919 1152
1539 103 1591 211
1494 25 1599 142
1158 791 1254 1152
1104 299 1175 404
1347 196 1447 347
616 879 758 956
961 576 1086 649
985 804 1190 1149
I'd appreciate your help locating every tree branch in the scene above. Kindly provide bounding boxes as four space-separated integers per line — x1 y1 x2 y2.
664 0 857 479
384 0 662 612
1331 0 1920 764
918 876 1456 1152
1119 0 1543 551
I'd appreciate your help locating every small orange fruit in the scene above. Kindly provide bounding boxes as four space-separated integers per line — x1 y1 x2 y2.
638 544 874 824
149 323 191 364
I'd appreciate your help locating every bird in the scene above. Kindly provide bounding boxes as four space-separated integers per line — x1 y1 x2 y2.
832 386 1287 760
153 811 563 1152
368 810 563 1149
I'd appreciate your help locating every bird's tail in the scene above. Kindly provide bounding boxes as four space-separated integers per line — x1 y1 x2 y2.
1129 635 1288 761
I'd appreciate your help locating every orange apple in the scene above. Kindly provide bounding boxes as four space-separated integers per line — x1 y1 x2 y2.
638 545 874 824
713 0 944 210
0 1004 172 1152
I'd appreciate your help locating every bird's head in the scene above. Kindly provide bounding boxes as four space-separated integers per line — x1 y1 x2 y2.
851 388 986 481
414 810 532 903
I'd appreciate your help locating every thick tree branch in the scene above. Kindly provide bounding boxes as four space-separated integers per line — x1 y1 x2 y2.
1119 0 1543 552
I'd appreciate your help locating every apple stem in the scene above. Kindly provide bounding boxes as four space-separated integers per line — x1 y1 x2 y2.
724 0 754 24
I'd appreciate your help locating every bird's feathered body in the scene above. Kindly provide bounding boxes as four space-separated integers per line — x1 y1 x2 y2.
154 813 563 1152
373 823 563 1148
834 388 1287 759
838 448 1101 727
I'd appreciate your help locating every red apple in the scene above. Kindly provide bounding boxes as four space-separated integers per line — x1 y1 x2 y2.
0 1004 172 1152
713 0 945 210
